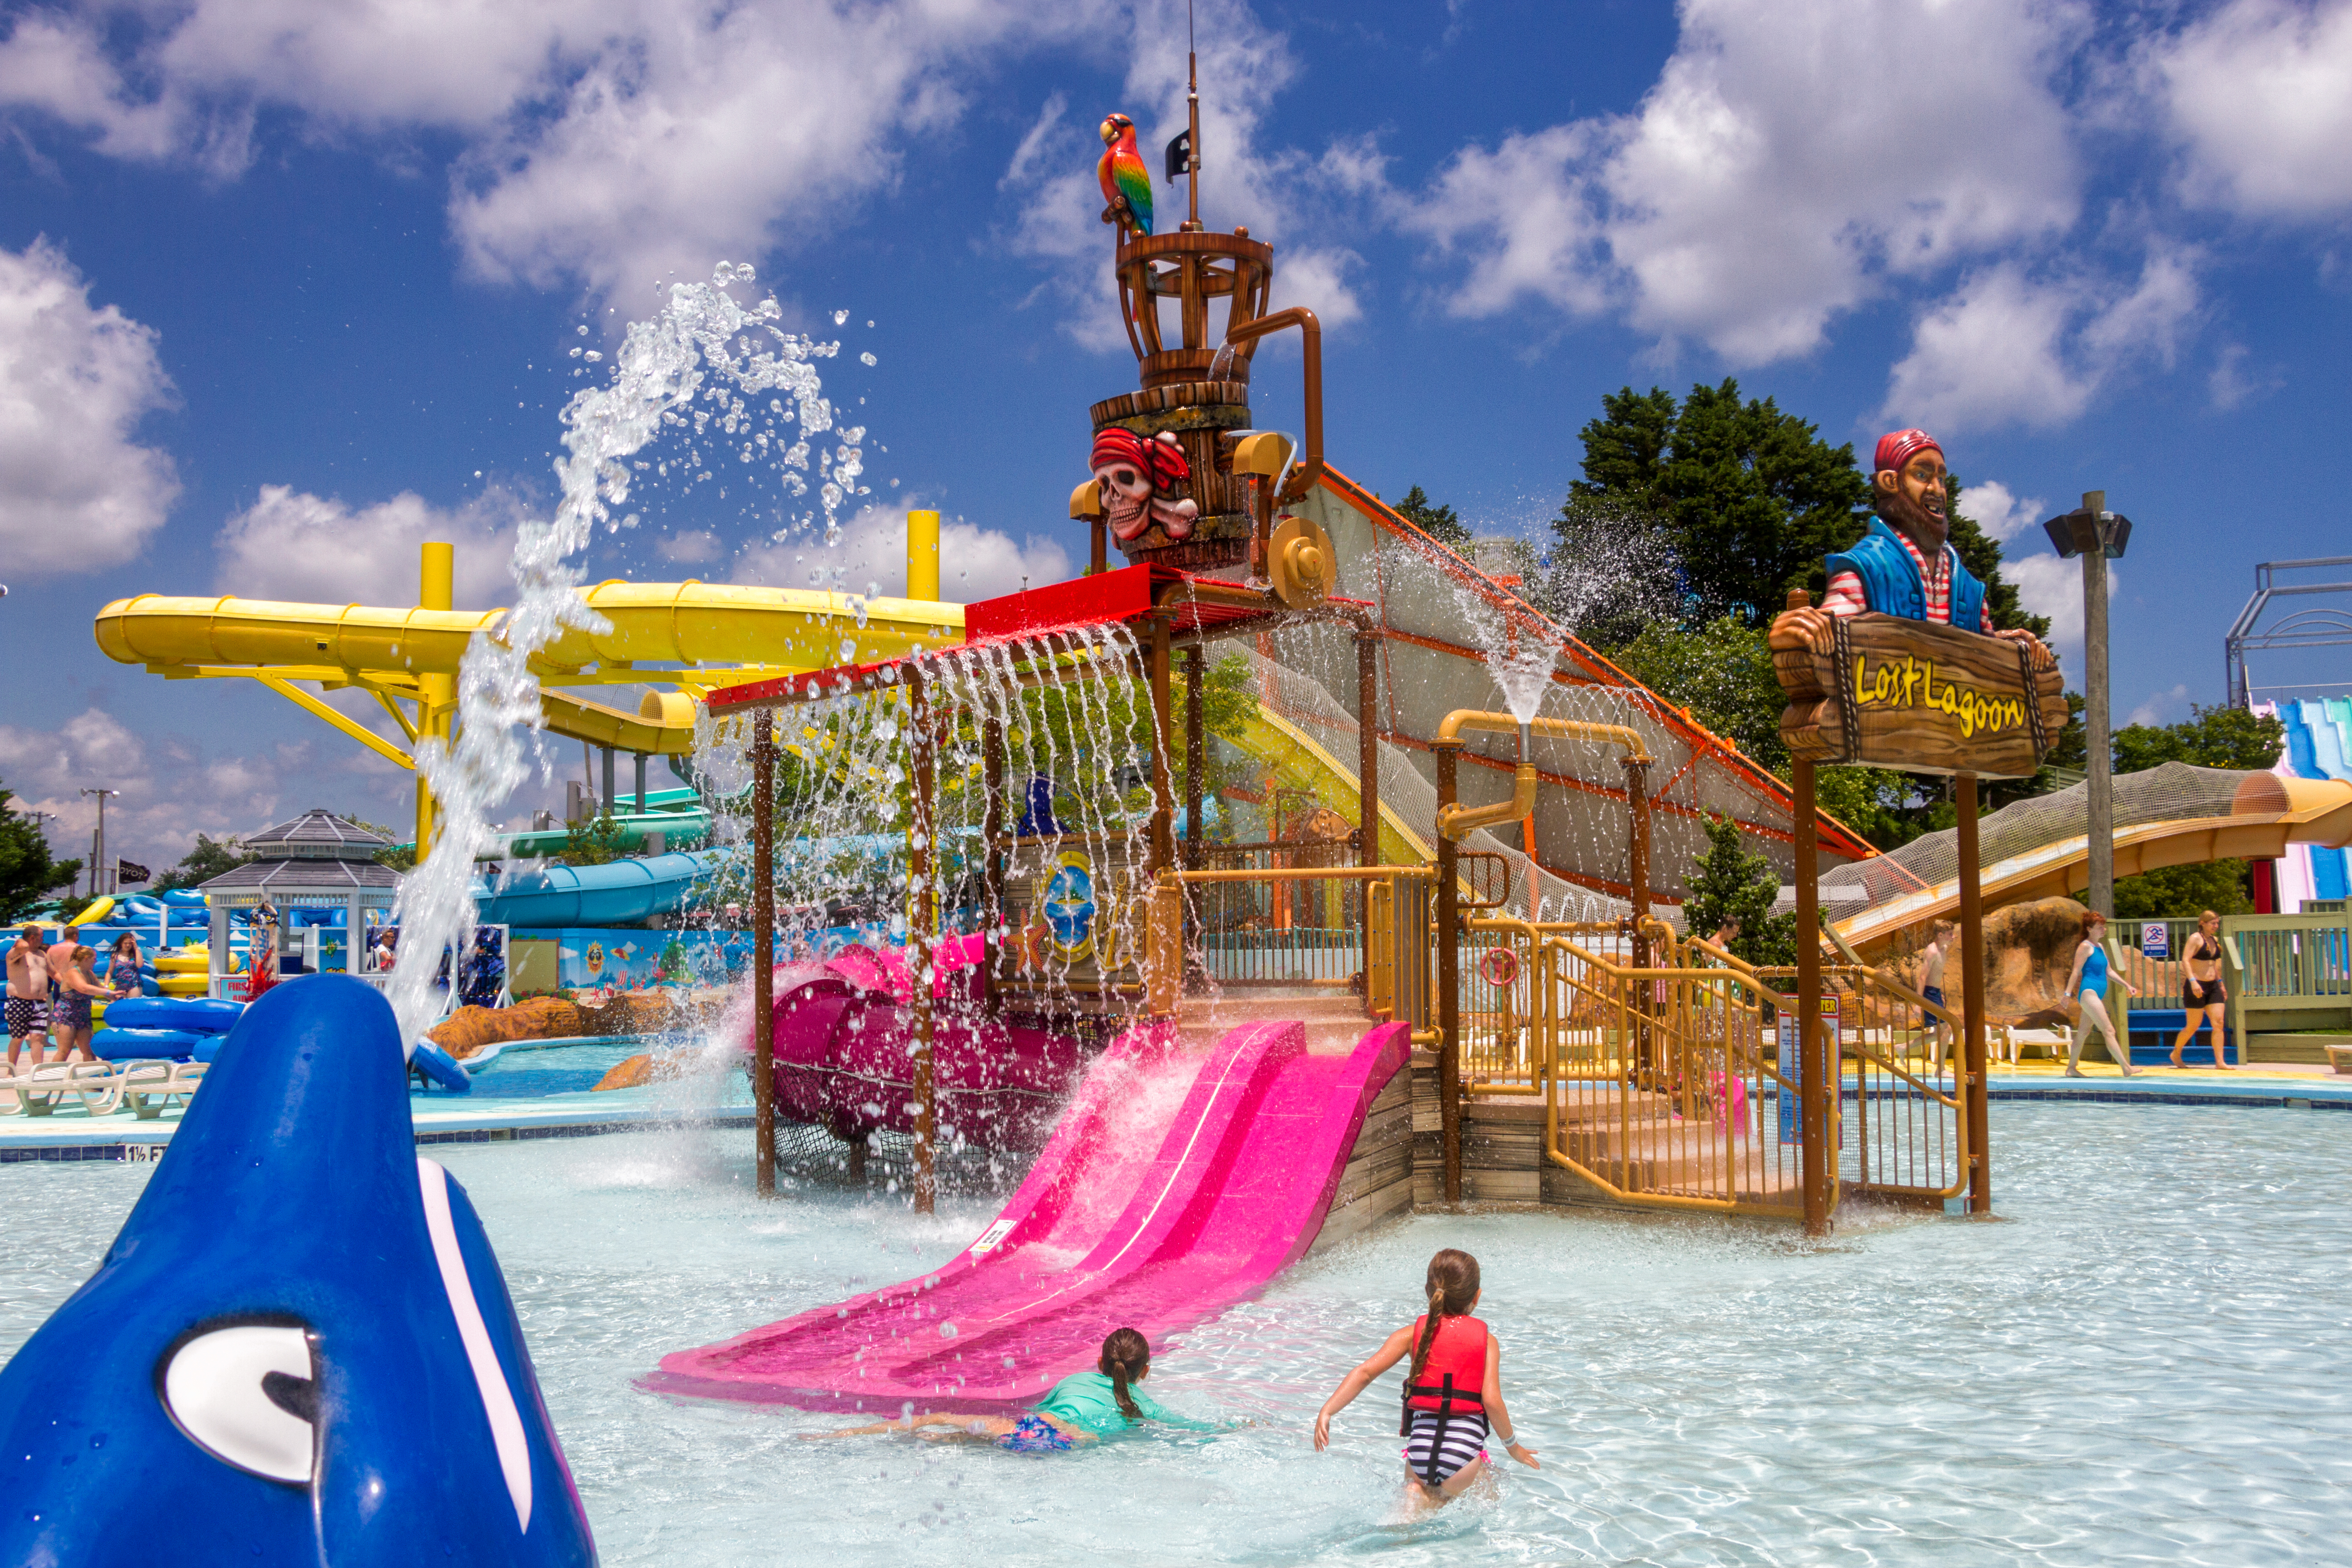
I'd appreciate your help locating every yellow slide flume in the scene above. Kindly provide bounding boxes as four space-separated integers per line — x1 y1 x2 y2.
96 582 965 760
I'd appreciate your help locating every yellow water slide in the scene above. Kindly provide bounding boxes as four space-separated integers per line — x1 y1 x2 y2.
94 513 1439 877
95 521 960 859
1834 773 2352 956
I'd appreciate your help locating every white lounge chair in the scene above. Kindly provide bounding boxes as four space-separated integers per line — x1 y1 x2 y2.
9 1061 122 1117
122 1060 206 1119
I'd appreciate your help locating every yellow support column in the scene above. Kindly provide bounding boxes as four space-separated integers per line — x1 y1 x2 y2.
414 541 455 864
906 510 941 603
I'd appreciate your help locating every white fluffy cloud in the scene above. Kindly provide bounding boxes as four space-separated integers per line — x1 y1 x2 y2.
0 239 180 576
2006 549 2115 674
0 706 320 878
732 500 1068 604
2149 0 2352 219
0 1 1098 304
1959 478 2046 545
1882 249 2200 431
212 484 527 608
1406 0 2084 362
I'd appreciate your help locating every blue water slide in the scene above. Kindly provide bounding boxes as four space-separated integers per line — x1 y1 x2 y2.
470 850 721 926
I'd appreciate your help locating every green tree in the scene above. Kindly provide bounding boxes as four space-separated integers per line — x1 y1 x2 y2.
1563 382 2047 638
1606 616 1786 767
1681 812 1796 965
155 833 256 892
0 782 82 920
2112 703 2284 774
2103 860 2255 922
1812 765 1924 850
1393 485 1473 552
1562 380 1872 626
560 812 629 867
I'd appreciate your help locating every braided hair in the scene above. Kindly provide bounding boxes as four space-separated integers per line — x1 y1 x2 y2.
1408 1249 1482 1386
1099 1327 1152 1421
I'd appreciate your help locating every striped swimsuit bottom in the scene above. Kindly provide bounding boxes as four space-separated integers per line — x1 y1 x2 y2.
1401 1409 1489 1483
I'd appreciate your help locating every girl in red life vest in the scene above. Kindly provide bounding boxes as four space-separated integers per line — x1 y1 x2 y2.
1313 1249 1539 1509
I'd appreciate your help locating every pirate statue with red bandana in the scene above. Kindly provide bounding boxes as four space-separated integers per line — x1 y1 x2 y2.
1775 428 2050 664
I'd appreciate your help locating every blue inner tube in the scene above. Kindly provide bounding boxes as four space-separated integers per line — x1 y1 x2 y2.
91 1027 207 1062
103 997 243 1034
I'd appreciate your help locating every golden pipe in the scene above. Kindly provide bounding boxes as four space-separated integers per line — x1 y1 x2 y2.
1433 710 1651 842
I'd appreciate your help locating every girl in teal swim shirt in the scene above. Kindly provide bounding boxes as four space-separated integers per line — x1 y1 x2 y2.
808 1328 1210 1452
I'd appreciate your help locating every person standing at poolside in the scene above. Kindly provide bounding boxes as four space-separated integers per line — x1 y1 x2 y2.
2063 910 2137 1078
107 932 144 1000
7 925 53 1070
1918 920 1956 1070
2170 910 2234 1069
46 926 106 1063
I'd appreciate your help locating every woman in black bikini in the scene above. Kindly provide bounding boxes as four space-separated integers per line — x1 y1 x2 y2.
2170 909 2234 1068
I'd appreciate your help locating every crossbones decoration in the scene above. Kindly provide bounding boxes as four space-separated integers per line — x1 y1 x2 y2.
1091 426 1198 543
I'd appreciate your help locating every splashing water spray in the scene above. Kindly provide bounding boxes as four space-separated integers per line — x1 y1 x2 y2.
387 264 862 1046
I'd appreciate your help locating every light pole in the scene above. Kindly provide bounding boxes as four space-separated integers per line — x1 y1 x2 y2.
2042 493 2133 918
80 788 121 897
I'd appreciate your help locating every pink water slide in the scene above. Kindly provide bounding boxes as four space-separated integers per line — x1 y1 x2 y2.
644 1016 1411 1412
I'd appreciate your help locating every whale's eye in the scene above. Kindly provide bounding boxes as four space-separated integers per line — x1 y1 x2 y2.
156 1319 318 1485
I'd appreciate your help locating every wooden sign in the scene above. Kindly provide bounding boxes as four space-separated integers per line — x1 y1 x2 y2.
1770 611 2067 778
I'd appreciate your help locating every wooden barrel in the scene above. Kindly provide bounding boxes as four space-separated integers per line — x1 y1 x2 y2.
1090 379 1255 572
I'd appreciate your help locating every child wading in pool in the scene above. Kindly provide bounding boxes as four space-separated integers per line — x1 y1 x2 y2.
1313 1248 1539 1510
807 1328 1210 1451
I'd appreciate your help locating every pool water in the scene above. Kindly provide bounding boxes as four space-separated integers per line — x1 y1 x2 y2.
419 1040 656 1098
6 1102 2349 1564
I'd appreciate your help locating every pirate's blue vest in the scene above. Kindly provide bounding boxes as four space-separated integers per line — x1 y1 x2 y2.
1823 518 1986 630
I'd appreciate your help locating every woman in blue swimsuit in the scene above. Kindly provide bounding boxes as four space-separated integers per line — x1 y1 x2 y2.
2064 911 2138 1078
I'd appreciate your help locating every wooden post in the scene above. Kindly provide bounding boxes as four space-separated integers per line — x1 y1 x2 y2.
1357 628 1380 869
982 712 1004 1011
1183 645 1205 871
909 670 937 1215
1622 760 1651 940
1957 770 1992 1215
1434 739 1464 1205
1147 616 1175 875
1794 758 1828 1236
752 711 778 1199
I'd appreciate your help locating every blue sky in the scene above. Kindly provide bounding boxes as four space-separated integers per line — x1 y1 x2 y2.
2 0 2348 872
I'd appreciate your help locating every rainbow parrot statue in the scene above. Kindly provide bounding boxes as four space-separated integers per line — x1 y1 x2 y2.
1097 113 1152 238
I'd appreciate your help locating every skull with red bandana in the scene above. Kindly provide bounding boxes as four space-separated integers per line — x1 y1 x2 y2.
1091 426 1198 543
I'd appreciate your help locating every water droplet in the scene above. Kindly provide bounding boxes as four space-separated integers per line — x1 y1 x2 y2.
833 309 850 326
860 352 877 367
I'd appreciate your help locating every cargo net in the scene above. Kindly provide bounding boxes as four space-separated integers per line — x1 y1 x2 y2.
1821 762 2270 913
767 1120 1034 1198
1237 629 1633 926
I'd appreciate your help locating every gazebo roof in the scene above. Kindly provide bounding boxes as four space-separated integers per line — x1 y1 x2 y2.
200 857 402 892
238 808 394 862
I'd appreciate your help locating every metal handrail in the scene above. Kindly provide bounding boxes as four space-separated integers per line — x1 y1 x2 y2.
1456 923 1968 1214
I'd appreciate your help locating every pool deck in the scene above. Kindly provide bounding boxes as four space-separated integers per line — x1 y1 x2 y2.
6 1058 2346 1163
0 1086 754 1162
1984 1059 2352 1109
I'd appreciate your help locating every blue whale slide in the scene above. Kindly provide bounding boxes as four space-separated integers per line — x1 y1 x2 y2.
0 975 598 1567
